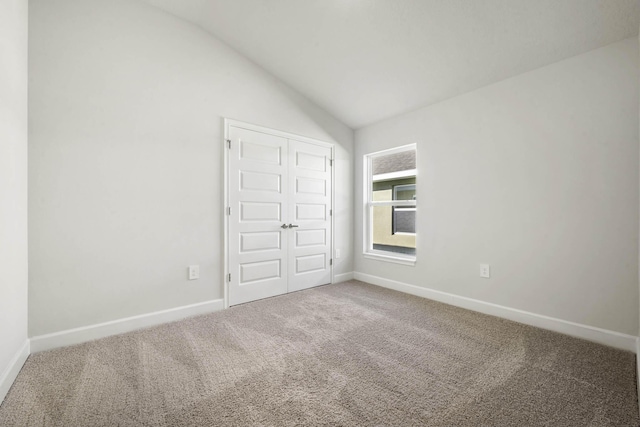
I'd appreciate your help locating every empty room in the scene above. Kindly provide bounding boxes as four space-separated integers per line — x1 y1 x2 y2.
1 0 640 425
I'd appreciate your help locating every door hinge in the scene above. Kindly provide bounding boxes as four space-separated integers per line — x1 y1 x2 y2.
227 206 231 215
329 159 333 167
330 209 332 216
330 259 333 266
228 273 231 282
226 139 231 149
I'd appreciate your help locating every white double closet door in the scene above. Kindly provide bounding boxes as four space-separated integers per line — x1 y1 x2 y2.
228 124 333 306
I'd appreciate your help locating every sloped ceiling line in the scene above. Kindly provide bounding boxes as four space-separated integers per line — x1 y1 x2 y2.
141 0 640 128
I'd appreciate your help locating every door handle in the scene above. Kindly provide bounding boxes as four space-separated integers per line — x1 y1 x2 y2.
281 223 289 229
288 224 299 228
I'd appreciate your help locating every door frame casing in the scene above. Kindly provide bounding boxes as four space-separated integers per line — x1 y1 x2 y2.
223 118 335 309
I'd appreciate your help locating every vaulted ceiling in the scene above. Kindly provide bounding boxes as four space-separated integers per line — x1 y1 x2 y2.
142 0 640 128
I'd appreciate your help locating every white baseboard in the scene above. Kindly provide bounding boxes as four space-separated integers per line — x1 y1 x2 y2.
354 272 638 352
31 299 225 353
637 338 640 417
334 272 354 283
0 340 30 404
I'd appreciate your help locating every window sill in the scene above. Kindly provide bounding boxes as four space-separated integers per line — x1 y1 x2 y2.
363 252 416 266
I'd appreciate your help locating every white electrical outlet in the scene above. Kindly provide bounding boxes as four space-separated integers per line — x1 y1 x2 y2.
335 249 341 259
188 265 200 280
480 264 490 278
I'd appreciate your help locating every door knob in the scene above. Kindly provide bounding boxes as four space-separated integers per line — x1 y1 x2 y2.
281 223 288 229
288 224 299 228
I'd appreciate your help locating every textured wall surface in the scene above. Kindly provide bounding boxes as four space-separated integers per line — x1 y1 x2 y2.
356 38 639 335
29 0 354 336
0 0 29 399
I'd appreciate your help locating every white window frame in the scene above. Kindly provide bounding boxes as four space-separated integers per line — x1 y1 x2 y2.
363 144 416 266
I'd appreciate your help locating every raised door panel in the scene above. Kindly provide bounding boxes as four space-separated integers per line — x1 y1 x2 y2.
295 229 326 247
296 177 326 196
240 232 281 253
240 171 281 193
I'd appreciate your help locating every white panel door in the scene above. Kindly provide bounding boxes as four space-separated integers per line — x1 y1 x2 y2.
228 126 289 306
287 140 332 292
227 124 333 305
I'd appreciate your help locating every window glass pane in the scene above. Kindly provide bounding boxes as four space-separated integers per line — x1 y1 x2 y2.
393 208 416 233
372 177 415 200
371 206 416 254
372 150 416 175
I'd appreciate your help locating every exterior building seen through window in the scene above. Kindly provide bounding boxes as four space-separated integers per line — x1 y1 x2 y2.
365 144 416 263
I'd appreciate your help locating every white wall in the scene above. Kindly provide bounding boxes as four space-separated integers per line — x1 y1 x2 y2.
29 0 354 337
355 38 639 336
0 0 29 401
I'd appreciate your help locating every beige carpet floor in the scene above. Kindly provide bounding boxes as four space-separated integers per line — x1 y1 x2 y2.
0 280 638 426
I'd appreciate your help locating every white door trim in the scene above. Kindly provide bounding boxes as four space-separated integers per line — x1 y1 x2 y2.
223 118 335 309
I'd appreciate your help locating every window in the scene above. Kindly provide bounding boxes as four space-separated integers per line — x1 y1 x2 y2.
364 144 416 265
